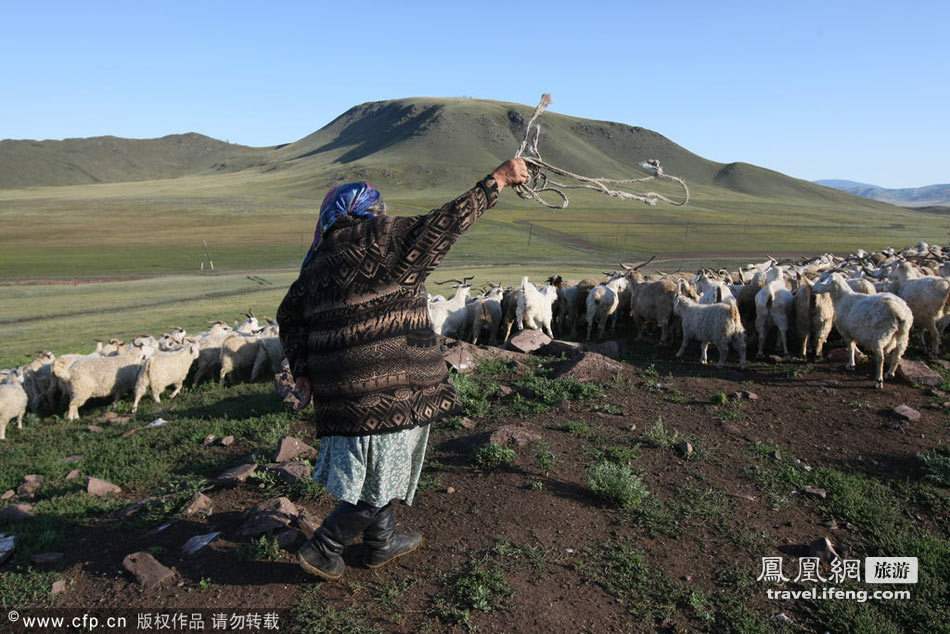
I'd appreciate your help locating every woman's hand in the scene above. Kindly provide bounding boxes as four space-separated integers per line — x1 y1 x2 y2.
291 376 312 411
491 159 530 192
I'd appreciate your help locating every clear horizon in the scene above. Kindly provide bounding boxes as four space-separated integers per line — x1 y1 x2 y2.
2 0 947 189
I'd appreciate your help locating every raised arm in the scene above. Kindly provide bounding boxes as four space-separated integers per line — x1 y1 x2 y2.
390 159 529 285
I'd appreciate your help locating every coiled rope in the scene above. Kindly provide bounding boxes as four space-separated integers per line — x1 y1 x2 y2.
512 93 689 209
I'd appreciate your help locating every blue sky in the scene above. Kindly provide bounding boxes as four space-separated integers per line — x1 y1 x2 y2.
2 1 947 188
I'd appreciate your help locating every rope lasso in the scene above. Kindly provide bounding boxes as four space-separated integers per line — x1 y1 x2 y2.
511 93 690 209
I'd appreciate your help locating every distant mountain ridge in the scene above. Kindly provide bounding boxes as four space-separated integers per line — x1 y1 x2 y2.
815 179 950 207
0 97 904 214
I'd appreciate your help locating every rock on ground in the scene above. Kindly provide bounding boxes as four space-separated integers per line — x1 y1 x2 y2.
239 497 299 537
122 551 176 589
440 336 530 374
503 330 552 354
86 477 122 496
274 436 317 463
0 503 34 522
263 462 312 484
553 352 624 383
213 463 257 486
182 532 221 556
892 404 921 422
30 552 64 568
808 536 840 564
490 425 542 449
0 534 16 565
181 492 213 517
896 360 943 388
536 340 584 359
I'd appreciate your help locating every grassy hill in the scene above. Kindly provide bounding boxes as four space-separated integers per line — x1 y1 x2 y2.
0 97 945 279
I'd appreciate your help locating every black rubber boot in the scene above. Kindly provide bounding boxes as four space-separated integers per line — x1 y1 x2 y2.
362 502 423 569
297 500 378 580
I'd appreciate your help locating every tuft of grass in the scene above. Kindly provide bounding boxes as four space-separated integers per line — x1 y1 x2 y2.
236 534 284 562
0 567 58 609
450 372 500 417
640 363 659 377
586 460 649 510
293 588 378 634
552 420 590 437
508 371 604 417
642 418 685 448
534 439 557 474
430 552 514 630
918 446 950 486
473 443 516 469
708 392 728 404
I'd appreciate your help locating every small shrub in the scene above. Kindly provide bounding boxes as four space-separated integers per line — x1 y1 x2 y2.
553 421 590 437
641 363 659 377
587 460 649 509
708 392 728 405
919 447 950 486
236 534 284 562
534 440 557 473
473 443 516 468
642 419 684 448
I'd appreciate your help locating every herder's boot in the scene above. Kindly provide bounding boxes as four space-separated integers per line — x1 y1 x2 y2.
362 502 423 569
297 501 378 580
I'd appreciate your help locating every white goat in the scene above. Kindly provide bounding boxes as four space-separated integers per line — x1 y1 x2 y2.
0 369 28 440
793 280 834 360
673 295 747 369
131 340 201 413
585 284 618 339
52 343 153 421
517 277 556 338
428 278 473 338
471 286 504 345
754 267 795 358
812 273 913 388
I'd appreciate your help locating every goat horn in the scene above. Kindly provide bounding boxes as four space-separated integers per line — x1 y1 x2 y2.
434 278 462 286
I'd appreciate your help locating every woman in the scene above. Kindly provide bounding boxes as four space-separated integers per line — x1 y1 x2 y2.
277 158 529 580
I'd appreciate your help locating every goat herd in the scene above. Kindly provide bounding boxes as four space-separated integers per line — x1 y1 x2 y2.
1 242 948 441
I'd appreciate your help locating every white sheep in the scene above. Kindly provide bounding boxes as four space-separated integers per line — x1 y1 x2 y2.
427 278 473 338
0 369 28 440
471 286 504 345
516 277 556 338
673 295 747 369
812 273 913 388
251 336 285 380
52 343 152 421
219 334 262 384
793 280 834 360
754 267 795 358
894 276 950 356
585 284 618 339
131 340 201 413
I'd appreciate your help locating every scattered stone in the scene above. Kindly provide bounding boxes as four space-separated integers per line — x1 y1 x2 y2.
274 436 317 463
553 351 624 383
892 404 921 422
446 487 456 494
121 429 137 438
294 510 319 540
498 384 514 397
147 522 173 536
536 339 583 358
122 551 176 589
808 536 840 564
0 534 17 565
213 463 256 486
22 474 42 483
459 417 477 429
820 518 839 529
113 502 146 519
927 388 948 398
0 490 14 501
51 580 66 595
440 336 530 374
220 435 235 447
264 461 311 485
17 480 41 498
503 329 552 354
554 398 571 413
62 455 81 464
145 418 169 428
86 477 122 497
489 424 542 449
800 487 828 499
238 497 298 537
590 339 628 360
182 532 220 556
30 552 64 568
96 412 130 424
773 613 793 624
767 355 784 363
0 504 33 522
181 492 213 517
275 528 302 549
566 548 575 555
771 451 782 461
932 359 950 371
896 360 943 388
65 469 81 481
87 425 104 433
884 421 904 432
682 575 693 582
742 391 759 400
202 434 217 446
675 441 694 456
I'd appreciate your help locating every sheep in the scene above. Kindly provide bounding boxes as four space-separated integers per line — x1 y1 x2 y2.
585 284 618 339
628 273 690 345
52 342 153 421
893 275 950 355
234 313 260 335
192 322 235 384
793 280 834 360
847 278 878 295
499 287 521 343
0 369 28 440
811 273 913 388
158 327 187 351
131 340 201 413
20 351 55 412
219 334 262 384
428 277 473 338
754 267 795 358
251 335 285 381
471 286 504 345
694 269 736 304
673 294 747 369
516 277 556 338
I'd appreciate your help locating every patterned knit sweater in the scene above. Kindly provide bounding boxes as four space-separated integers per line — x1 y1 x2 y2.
277 175 499 436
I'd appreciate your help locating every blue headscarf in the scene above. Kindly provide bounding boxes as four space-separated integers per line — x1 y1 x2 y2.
302 182 384 266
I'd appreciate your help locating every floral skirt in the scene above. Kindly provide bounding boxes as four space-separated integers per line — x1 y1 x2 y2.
312 424 430 507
